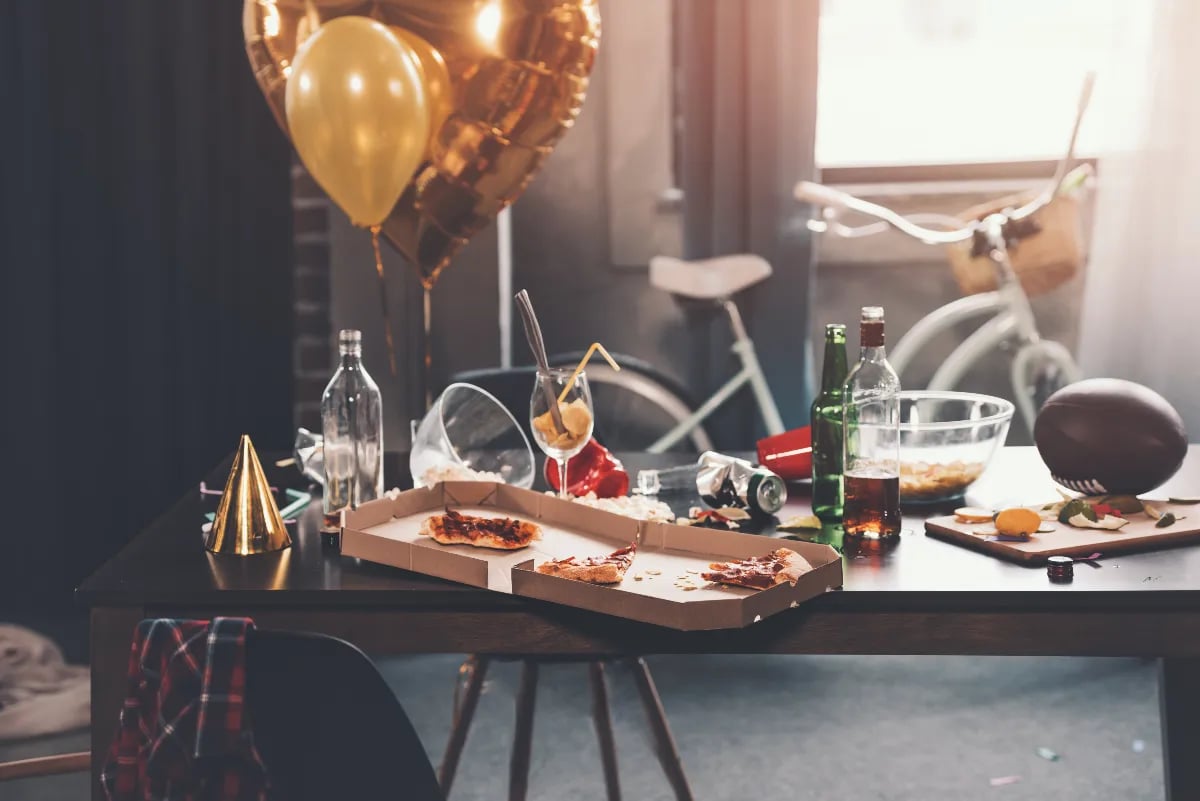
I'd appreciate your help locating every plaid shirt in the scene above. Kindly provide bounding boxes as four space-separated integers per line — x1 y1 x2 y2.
101 618 273 801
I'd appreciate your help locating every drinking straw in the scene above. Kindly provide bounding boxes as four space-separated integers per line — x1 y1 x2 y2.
557 343 621 403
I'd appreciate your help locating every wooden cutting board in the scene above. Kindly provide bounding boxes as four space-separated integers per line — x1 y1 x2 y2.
925 501 1200 564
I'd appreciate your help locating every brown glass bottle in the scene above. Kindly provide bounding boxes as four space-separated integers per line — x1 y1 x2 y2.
841 307 902 539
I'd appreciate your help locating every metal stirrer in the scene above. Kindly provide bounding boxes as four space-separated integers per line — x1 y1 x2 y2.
514 290 565 433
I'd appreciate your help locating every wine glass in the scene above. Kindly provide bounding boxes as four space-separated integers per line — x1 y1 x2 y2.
529 368 594 499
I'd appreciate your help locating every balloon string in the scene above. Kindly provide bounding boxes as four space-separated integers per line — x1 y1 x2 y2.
423 286 433 410
370 226 398 376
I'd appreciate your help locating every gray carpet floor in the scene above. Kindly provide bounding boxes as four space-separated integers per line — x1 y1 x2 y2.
2 655 1164 800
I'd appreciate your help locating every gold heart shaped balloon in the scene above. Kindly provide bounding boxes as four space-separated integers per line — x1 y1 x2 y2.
245 0 601 289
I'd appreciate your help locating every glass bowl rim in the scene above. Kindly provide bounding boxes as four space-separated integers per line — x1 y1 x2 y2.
437 381 534 467
898 390 1015 432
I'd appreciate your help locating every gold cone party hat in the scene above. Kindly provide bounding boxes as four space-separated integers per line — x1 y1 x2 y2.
205 435 292 555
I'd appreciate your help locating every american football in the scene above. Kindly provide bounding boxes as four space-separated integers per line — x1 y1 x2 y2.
1034 378 1187 495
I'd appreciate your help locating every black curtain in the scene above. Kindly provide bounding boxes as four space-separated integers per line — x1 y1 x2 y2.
1 1 294 613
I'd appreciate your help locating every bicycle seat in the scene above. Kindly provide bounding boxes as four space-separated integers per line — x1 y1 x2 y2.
649 254 772 300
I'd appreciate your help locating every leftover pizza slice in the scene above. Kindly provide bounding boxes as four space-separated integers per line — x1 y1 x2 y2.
420 510 541 550
535 544 636 585
700 547 812 590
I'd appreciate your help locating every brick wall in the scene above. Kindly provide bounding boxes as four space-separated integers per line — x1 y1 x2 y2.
291 158 333 432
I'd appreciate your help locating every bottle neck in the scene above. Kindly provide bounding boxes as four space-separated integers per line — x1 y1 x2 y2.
339 347 363 369
860 320 884 348
820 341 848 393
859 344 888 363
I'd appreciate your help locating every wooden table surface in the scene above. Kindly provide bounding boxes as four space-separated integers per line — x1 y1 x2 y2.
78 446 1200 800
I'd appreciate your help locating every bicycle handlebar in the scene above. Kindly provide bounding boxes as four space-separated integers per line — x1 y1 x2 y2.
799 72 1095 248
795 181 976 244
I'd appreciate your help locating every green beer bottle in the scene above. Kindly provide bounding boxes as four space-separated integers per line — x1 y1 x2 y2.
811 324 848 522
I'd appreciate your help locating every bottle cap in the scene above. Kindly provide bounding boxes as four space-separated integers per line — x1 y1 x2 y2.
1047 555 1074 582
338 329 362 345
861 306 884 322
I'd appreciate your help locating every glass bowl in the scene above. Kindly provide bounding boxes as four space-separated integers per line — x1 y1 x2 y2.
410 383 535 489
898 390 1014 503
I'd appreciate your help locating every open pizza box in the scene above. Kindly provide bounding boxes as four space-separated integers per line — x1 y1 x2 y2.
341 482 843 631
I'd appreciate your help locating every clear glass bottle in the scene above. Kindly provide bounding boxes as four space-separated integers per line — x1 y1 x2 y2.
321 329 383 533
841 307 901 539
810 324 848 523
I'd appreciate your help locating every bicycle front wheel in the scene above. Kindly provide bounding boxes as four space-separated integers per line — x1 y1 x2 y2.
549 353 713 454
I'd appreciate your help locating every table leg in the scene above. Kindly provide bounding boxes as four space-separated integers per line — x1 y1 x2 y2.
90 606 143 801
509 661 539 801
631 658 693 801
439 656 490 797
588 661 621 801
1160 657 1200 801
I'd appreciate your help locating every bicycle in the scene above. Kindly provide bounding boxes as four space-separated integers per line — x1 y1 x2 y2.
460 165 1087 452
458 77 1097 453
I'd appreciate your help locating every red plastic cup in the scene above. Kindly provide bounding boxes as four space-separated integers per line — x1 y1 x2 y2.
756 426 812 481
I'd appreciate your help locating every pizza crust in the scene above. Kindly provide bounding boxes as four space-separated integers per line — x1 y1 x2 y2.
420 511 541 550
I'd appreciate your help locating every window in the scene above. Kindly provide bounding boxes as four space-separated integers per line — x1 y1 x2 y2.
816 0 1153 167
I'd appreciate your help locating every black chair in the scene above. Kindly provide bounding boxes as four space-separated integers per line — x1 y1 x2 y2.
247 629 444 801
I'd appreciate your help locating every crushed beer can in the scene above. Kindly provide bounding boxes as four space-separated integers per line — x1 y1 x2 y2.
696 451 787 516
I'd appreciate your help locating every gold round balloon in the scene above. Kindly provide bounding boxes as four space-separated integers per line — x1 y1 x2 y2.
245 0 601 289
391 27 453 160
285 17 430 228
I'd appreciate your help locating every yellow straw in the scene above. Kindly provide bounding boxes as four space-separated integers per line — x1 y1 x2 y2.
557 342 621 403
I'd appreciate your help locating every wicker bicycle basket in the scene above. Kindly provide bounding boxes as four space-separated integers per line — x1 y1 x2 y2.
945 190 1084 297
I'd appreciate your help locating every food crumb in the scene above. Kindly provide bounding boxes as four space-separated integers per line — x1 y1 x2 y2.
753 614 762 623
633 574 643 581
646 569 662 576
682 585 697 591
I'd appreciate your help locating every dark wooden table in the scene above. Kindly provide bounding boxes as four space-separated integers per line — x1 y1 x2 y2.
79 447 1200 800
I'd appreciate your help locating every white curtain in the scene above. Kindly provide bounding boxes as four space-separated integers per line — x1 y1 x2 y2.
1080 0 1200 434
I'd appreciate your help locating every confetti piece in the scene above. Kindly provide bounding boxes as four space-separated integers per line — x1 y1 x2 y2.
778 514 822 531
1132 739 1146 753
989 776 1021 787
1035 747 1059 762
713 506 752 521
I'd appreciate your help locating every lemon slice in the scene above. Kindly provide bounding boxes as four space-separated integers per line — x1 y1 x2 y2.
954 507 994 524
